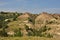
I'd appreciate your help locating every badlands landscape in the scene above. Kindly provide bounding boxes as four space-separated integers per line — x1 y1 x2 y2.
0 12 60 40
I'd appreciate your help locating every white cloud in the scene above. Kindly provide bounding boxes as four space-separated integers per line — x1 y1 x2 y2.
0 8 60 14
41 8 60 13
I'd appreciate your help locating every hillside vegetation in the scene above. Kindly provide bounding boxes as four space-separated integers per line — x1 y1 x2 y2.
0 12 60 40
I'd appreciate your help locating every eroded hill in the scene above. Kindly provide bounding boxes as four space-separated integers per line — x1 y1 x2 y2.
0 12 60 38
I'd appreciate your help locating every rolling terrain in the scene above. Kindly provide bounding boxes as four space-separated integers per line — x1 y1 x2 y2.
0 12 60 40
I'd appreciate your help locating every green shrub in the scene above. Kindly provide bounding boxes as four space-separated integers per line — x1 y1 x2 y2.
0 28 8 37
27 31 34 36
46 33 53 38
14 28 23 37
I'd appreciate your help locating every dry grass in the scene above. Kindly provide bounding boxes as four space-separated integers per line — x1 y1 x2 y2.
0 36 60 40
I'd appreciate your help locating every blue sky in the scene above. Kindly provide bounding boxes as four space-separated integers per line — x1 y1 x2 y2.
0 0 60 14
